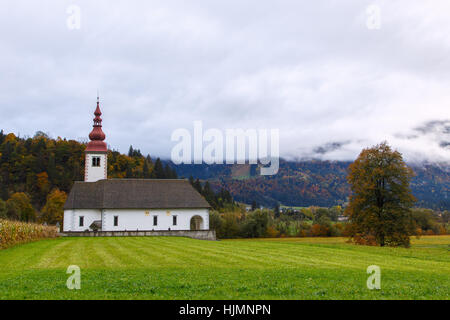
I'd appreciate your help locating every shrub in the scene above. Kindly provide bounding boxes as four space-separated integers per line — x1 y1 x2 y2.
240 210 269 238
0 219 59 249
352 233 377 246
266 226 278 238
218 212 241 239
311 224 329 237
297 222 312 237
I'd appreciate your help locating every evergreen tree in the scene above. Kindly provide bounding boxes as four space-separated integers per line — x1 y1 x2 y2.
1 141 12 163
274 203 280 218
202 181 217 209
146 154 153 165
193 178 202 194
0 164 9 200
47 154 56 181
164 163 174 179
143 160 151 179
152 158 165 179
171 166 178 179
125 164 133 178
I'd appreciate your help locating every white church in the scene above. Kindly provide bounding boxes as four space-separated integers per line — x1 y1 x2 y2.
63 98 211 236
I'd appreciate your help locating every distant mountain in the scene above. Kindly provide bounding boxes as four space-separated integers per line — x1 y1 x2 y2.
173 160 450 210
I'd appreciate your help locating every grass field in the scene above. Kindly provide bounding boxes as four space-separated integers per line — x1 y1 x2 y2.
0 236 448 299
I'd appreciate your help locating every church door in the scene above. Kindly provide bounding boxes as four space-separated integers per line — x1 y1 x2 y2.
190 215 204 230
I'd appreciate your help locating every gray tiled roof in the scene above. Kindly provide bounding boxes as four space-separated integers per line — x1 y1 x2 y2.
64 179 210 210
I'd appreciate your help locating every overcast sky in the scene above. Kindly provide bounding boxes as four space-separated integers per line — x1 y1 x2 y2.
0 0 449 163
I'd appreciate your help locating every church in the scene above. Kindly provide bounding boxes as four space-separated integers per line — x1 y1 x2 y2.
63 98 211 237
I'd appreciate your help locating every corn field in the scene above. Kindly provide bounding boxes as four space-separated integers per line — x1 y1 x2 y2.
0 219 59 249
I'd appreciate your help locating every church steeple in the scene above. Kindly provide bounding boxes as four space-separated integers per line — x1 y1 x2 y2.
85 96 108 182
86 96 107 152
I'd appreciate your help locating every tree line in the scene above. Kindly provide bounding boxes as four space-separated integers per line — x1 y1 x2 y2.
209 205 448 240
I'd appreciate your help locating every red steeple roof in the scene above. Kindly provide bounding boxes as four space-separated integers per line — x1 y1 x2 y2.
86 97 107 152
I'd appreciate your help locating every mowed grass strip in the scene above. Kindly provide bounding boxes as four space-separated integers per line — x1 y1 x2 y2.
0 236 448 299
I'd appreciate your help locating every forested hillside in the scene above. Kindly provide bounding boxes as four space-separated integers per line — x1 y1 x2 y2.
174 160 450 210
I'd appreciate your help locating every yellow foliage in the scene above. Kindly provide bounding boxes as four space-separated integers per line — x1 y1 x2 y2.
4 133 16 143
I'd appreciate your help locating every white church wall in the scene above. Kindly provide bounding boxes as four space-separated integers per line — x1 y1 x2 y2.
102 208 209 231
64 209 102 232
63 210 73 232
85 153 107 182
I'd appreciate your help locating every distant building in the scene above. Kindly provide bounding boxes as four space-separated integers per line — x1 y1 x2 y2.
63 98 210 233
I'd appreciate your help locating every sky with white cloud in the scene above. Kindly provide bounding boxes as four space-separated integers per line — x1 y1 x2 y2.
0 0 449 162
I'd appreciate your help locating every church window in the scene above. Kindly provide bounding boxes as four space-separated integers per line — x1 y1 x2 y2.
79 216 84 227
173 216 177 226
114 216 118 226
153 216 158 226
92 157 101 167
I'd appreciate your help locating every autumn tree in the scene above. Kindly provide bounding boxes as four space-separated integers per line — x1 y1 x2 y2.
41 189 67 225
36 172 50 205
6 192 36 222
345 142 416 247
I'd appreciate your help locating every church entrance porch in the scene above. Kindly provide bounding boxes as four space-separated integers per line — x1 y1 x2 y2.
190 215 204 230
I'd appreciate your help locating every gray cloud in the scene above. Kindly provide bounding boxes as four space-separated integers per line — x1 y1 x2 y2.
0 1 450 163
313 141 351 155
414 120 450 135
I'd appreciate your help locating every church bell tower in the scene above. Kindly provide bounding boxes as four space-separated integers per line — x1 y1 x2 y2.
85 97 107 182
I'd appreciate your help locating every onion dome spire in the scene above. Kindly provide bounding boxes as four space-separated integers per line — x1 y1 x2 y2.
86 96 107 152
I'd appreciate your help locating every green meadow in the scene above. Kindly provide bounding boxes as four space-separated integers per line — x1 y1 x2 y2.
0 236 448 300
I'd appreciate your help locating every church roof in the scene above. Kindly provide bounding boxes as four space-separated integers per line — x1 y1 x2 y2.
64 179 211 210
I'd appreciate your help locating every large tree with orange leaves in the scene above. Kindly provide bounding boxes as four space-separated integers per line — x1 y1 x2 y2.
345 142 416 247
